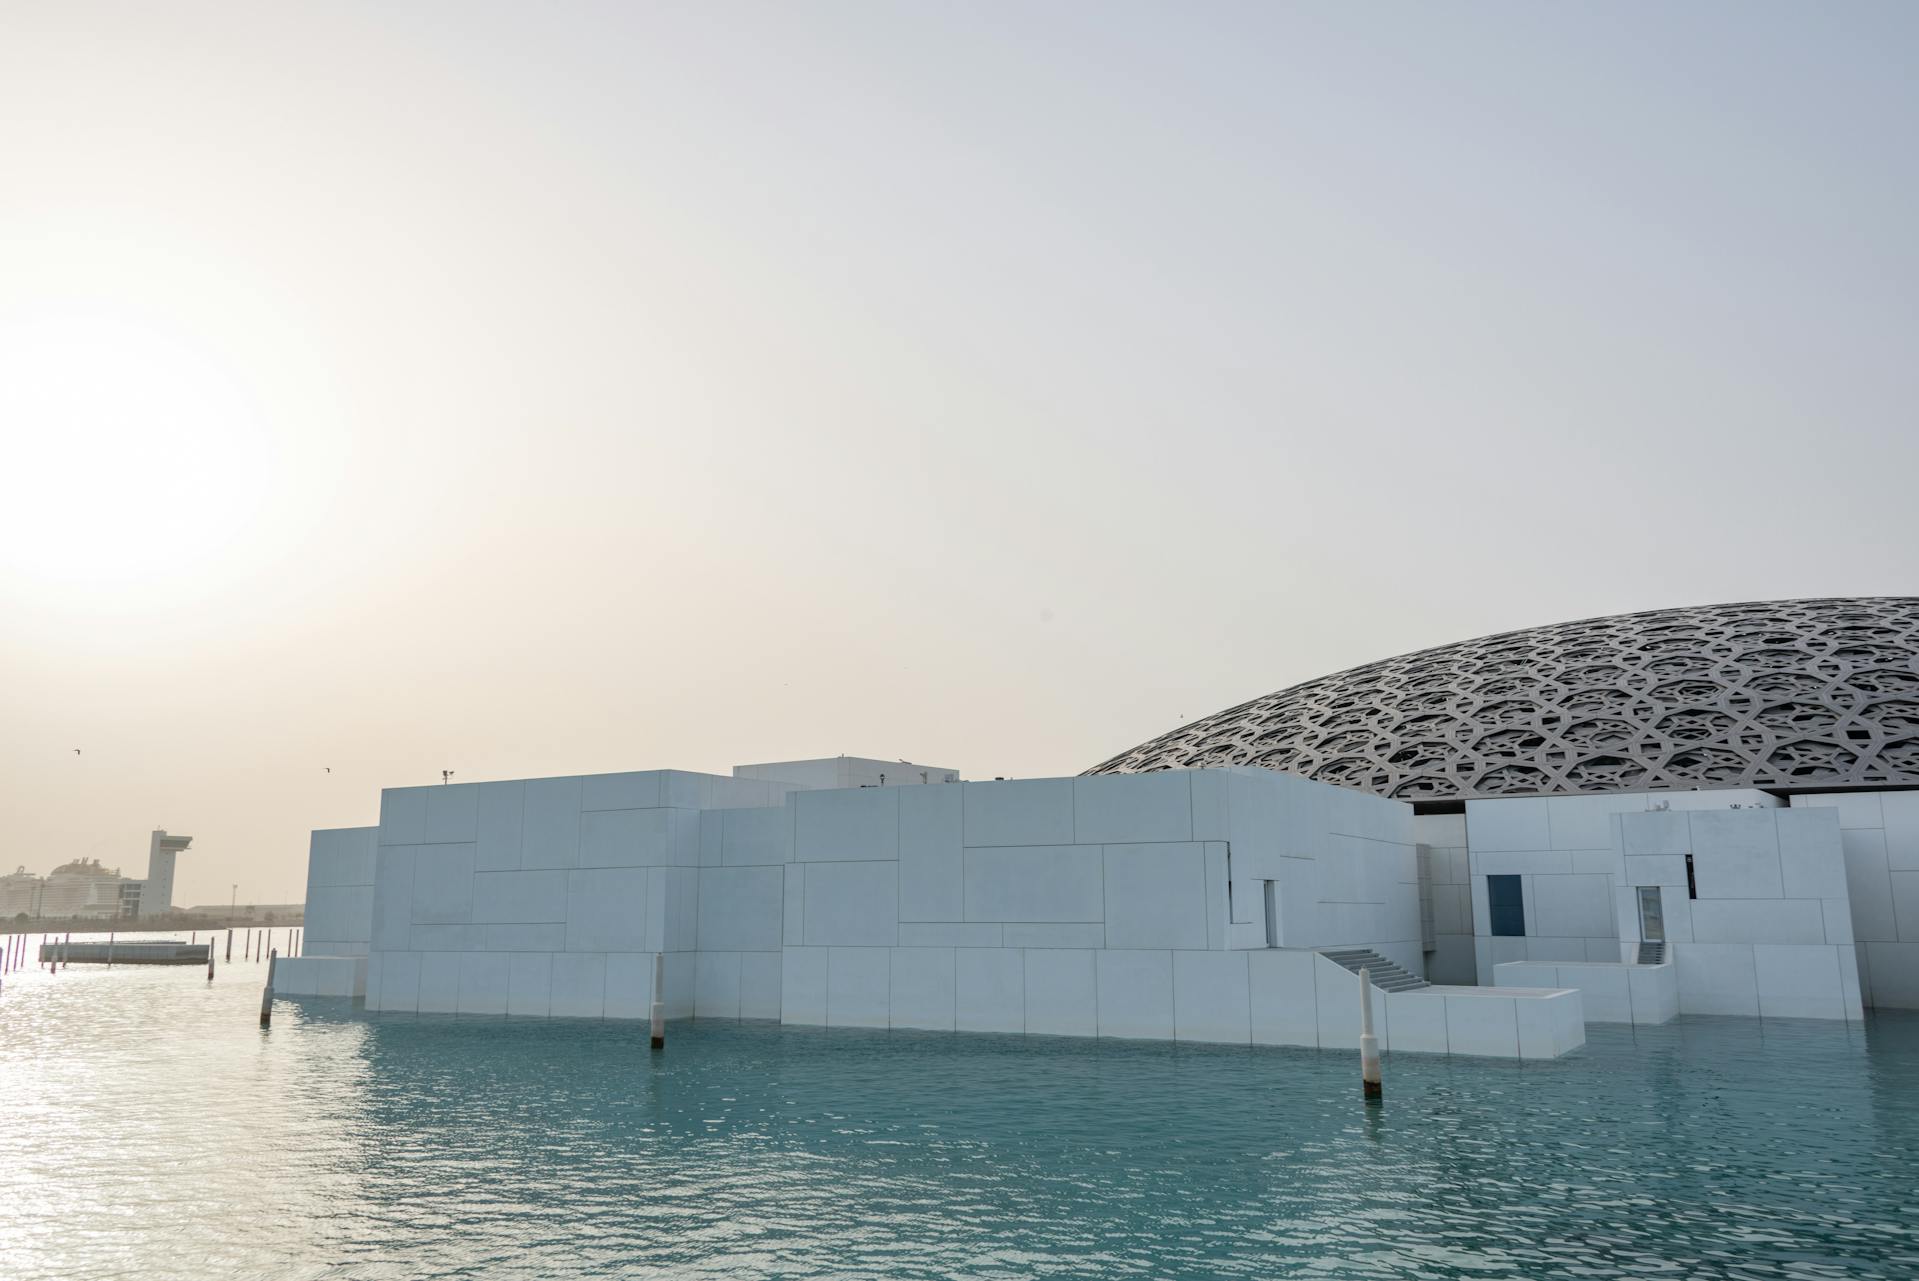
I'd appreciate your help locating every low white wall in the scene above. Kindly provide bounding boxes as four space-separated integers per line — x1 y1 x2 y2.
1494 960 1675 1024
776 947 1579 1058
274 955 366 998
1314 956 1584 1059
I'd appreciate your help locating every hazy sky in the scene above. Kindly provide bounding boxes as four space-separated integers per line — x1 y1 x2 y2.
3 3 1916 906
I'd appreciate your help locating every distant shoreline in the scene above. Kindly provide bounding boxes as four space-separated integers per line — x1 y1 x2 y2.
2 914 303 934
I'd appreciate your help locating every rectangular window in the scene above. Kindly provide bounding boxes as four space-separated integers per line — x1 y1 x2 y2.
1488 874 1525 937
1685 853 1697 899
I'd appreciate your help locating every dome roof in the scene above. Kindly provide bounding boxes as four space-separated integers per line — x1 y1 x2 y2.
1086 597 1919 800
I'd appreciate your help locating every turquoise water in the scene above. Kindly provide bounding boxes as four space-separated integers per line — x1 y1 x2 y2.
4 935 1918 1280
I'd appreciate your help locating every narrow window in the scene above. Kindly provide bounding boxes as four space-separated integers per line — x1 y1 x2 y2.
1685 853 1697 899
1488 874 1525 937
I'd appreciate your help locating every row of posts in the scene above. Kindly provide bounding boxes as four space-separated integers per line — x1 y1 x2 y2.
0 927 301 976
0 922 678 1058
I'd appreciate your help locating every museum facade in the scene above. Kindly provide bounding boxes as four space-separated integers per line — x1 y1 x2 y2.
278 598 1919 1053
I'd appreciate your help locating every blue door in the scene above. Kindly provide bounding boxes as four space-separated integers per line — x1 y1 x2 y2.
1488 874 1525 937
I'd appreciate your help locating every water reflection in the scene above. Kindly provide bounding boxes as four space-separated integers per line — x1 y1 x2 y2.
3 943 1917 1280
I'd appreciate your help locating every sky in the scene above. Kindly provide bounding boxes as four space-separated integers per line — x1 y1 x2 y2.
2 2 1916 907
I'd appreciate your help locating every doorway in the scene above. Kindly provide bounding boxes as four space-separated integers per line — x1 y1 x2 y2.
1263 880 1279 948
1488 874 1525 937
1637 885 1665 943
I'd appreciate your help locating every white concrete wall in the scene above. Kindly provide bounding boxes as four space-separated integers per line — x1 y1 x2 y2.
1494 959 1676 1024
776 768 1423 1042
1788 791 1919 1009
1467 792 1859 1020
1615 806 1861 1019
302 827 377 958
363 770 799 1018
1464 790 1782 979
1415 812 1473 983
273 954 366 997
343 766 1428 1044
1329 958 1593 1059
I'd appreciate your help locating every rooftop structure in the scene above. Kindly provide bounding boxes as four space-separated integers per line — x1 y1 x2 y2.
1087 597 1919 801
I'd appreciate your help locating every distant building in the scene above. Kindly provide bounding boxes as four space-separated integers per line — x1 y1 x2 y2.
1 866 44 918
4 829 194 919
143 830 191 915
40 859 134 918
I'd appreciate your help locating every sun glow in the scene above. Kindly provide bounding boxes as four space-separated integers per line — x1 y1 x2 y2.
0 306 282 596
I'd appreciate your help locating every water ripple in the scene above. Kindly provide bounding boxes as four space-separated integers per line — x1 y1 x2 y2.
4 937 1918 1279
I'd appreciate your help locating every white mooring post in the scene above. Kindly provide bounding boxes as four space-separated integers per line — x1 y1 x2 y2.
260 949 278 1028
63 932 71 969
108 930 115 968
1358 967 1383 1104
650 952 666 1050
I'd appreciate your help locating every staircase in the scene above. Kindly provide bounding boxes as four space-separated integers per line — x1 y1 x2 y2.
1636 941 1666 965
1319 947 1430 992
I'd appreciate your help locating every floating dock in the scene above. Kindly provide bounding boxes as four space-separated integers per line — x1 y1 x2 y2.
38 941 211 965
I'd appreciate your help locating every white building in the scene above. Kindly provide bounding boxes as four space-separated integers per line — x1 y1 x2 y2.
1 866 45 919
1450 793 1861 1020
1090 596 1917 1017
140 830 191 916
278 757 1584 1058
275 599 1919 1053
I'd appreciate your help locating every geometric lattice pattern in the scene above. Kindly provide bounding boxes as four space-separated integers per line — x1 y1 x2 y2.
1085 597 1919 801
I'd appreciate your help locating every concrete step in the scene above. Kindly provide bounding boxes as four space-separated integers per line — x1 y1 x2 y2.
1318 947 1430 991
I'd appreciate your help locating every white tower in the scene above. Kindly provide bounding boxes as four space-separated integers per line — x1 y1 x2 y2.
143 830 191 916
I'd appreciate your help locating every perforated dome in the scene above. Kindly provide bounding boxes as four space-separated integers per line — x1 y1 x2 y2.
1086 597 1919 800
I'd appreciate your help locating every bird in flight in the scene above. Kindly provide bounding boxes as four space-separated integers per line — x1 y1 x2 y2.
73 748 81 755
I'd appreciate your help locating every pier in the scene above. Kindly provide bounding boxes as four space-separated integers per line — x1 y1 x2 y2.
38 940 211 966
